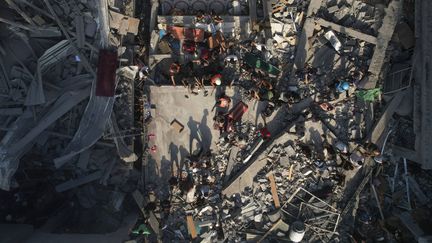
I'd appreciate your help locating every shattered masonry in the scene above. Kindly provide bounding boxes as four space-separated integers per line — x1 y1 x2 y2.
0 0 431 242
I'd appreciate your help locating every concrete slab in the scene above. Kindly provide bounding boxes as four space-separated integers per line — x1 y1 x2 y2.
315 18 378 45
369 90 406 147
147 86 265 185
413 0 432 169
366 0 403 88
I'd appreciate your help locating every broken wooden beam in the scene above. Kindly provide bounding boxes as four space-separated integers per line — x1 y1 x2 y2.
186 215 197 239
268 173 281 208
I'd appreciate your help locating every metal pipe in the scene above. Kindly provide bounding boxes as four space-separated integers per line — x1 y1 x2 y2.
392 162 398 193
371 184 385 220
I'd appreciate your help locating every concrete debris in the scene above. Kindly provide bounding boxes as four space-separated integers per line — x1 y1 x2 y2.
0 0 430 243
55 170 103 192
109 10 140 36
324 30 342 52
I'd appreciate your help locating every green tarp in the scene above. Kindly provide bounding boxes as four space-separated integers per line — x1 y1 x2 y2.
244 53 281 76
356 88 381 102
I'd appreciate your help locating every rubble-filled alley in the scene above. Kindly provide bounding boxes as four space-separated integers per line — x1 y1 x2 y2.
0 0 431 242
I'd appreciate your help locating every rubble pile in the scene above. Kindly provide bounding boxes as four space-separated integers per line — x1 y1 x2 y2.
1 0 431 242
317 0 384 36
0 0 145 234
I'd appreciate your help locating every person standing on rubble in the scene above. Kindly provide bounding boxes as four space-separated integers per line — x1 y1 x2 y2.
192 48 210 68
212 93 231 111
250 84 274 101
213 114 226 134
210 73 223 95
169 61 181 86
336 81 350 93
182 76 199 98
179 169 194 198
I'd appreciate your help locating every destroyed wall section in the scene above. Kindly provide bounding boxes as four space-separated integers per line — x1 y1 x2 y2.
412 0 432 169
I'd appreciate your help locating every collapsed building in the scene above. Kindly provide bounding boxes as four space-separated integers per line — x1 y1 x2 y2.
0 0 431 242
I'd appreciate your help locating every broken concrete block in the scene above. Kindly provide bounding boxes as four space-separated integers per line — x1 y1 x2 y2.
273 34 286 44
333 6 350 21
32 15 46 26
118 66 138 80
254 214 263 222
287 36 297 46
328 5 339 14
109 10 140 35
271 23 284 34
324 30 342 52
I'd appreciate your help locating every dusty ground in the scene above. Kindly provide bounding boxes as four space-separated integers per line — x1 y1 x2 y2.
145 86 270 195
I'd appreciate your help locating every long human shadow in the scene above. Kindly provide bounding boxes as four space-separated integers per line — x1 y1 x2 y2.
187 116 201 155
168 142 179 176
178 145 189 172
198 109 212 153
254 100 268 126
309 127 324 158
159 155 172 198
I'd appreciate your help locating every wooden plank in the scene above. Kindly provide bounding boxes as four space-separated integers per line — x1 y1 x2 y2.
186 215 197 239
268 173 280 208
288 164 294 181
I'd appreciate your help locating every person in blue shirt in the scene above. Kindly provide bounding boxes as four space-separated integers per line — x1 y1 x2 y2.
336 81 350 93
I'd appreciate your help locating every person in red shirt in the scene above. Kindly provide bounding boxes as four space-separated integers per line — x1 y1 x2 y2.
211 94 231 111
259 127 271 140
